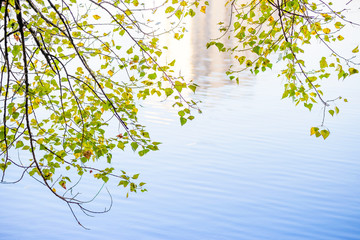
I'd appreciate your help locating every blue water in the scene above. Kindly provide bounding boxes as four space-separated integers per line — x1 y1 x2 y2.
1 3 360 240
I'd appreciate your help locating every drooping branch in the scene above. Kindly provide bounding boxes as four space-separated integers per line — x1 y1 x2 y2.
1 0 196 227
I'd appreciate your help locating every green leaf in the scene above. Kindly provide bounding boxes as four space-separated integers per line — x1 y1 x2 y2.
188 84 197 93
131 142 138 152
334 22 344 29
169 59 176 66
148 73 157 80
215 42 224 52
189 9 195 17
126 47 133 54
117 141 125 150
310 127 319 136
132 173 139 179
118 180 129 188
139 149 150 156
349 68 359 75
175 10 182 19
16 141 24 149
102 176 109 183
180 117 187 126
320 130 330 140
320 57 328 68
253 46 261 55
165 88 174 97
165 6 175 13
304 103 313 111
206 41 215 49
12 45 21 57
234 22 240 31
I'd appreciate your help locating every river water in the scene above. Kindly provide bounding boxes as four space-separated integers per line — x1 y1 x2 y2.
1 2 360 240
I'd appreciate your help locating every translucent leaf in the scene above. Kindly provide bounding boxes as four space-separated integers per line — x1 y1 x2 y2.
322 28 331 34
131 142 138 152
320 130 330 140
165 88 173 97
148 73 157 80
180 117 187 126
349 68 359 75
189 85 196 93
16 141 24 149
132 174 139 179
334 22 344 29
165 6 175 13
310 127 319 136
352 46 359 53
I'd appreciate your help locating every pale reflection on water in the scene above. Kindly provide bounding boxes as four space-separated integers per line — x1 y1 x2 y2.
1 3 360 240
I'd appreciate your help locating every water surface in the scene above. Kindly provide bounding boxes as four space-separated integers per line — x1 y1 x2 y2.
1 3 360 240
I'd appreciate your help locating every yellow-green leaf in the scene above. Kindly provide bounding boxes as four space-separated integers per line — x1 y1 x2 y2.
334 22 344 29
322 28 331 34
310 127 318 136
349 68 359 75
320 130 330 140
337 35 344 41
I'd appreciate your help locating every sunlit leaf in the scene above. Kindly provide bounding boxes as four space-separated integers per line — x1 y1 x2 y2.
322 28 331 34
320 130 330 140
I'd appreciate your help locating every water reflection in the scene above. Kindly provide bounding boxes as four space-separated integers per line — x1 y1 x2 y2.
187 1 231 84
162 1 257 103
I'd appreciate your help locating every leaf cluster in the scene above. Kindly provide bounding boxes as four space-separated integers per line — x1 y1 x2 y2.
207 0 359 138
0 0 202 226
